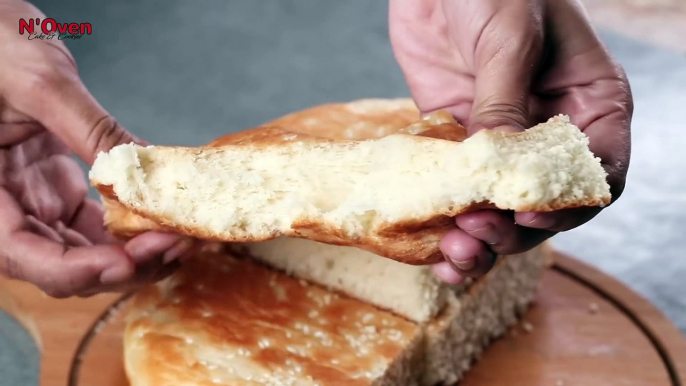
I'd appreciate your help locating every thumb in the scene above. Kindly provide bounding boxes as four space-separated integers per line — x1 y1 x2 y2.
17 69 140 165
455 3 545 135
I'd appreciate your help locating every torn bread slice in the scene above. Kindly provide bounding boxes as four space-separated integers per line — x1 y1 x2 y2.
89 102 609 265
124 251 424 386
96 100 464 240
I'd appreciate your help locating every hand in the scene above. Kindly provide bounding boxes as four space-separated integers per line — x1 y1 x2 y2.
389 0 633 283
0 1 196 297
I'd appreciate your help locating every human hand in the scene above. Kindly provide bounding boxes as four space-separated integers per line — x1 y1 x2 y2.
389 0 633 282
0 1 196 297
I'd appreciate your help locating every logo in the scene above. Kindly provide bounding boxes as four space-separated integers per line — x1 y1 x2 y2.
19 18 92 41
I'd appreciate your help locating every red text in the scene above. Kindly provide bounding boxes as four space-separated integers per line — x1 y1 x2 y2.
19 18 92 35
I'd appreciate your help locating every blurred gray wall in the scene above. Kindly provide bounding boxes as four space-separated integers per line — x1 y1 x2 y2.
31 0 409 146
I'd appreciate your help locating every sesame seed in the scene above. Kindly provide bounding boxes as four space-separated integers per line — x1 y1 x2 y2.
588 303 599 314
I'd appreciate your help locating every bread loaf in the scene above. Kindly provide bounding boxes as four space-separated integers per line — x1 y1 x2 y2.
90 99 610 265
123 244 551 385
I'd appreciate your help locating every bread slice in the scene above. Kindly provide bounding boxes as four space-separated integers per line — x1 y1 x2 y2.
230 237 454 323
89 100 610 265
124 250 424 386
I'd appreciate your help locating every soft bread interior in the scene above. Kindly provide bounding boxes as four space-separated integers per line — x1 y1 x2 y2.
90 115 610 250
233 237 453 323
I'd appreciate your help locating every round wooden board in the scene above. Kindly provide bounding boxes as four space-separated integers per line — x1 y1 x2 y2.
1 252 685 386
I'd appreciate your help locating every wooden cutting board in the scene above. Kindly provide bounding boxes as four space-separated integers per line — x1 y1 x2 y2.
1 251 685 386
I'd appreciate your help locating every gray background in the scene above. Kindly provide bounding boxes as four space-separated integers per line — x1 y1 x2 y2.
1 1 685 385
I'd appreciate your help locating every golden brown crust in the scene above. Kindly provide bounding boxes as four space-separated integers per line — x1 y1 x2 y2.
125 251 422 385
101 197 167 239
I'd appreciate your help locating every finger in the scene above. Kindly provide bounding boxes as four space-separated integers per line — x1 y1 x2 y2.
54 221 92 247
124 233 196 265
456 210 555 255
78 259 182 298
6 62 141 165
515 206 602 233
24 215 63 243
443 0 545 134
0 230 135 298
534 1 632 201
439 228 496 278
28 215 94 247
0 122 43 146
70 198 116 245
0 189 175 298
431 261 465 285
10 152 86 225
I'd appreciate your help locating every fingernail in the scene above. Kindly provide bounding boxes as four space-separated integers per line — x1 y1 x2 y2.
444 251 476 271
163 238 195 264
100 264 133 284
518 212 555 228
516 212 537 225
454 257 475 271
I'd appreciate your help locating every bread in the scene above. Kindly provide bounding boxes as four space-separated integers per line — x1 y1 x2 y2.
98 99 463 240
123 244 551 385
89 99 610 264
124 250 425 386
421 244 551 385
230 237 454 323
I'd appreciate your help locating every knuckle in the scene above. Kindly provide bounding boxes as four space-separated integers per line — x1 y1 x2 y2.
26 68 68 97
472 100 530 130
87 115 134 155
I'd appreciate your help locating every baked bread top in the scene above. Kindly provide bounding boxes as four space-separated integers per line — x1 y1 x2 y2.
124 250 422 386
